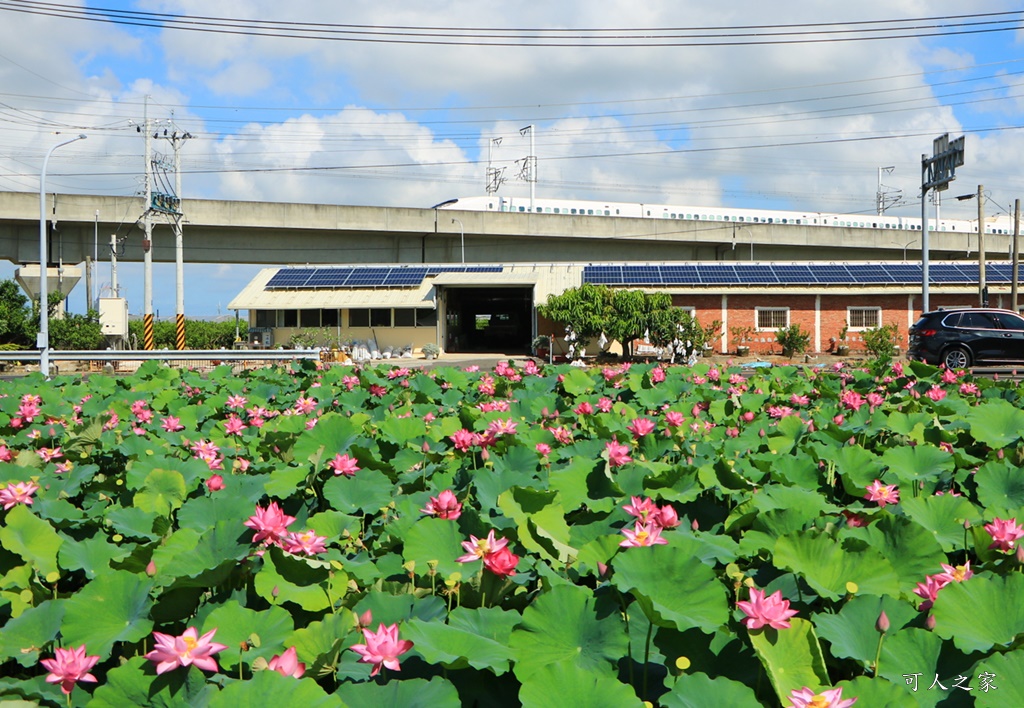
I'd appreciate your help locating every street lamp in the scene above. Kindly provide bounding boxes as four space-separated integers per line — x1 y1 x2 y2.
451 217 465 264
893 238 918 261
39 133 86 377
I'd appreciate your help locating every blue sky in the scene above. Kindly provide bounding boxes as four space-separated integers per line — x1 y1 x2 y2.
0 2 1023 315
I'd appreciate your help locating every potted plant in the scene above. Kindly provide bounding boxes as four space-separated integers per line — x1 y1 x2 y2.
421 342 441 360
730 325 754 357
532 334 551 359
835 325 850 357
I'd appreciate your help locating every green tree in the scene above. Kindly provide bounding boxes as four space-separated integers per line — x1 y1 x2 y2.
537 282 610 350
0 280 34 346
128 319 245 349
49 311 103 349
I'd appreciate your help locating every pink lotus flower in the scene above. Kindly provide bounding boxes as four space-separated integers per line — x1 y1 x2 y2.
421 490 462 520
483 546 520 578
574 401 594 416
450 429 475 452
627 417 656 438
913 574 949 611
456 530 509 563
597 397 614 413
161 416 185 432
37 447 62 462
650 366 666 383
737 588 799 630
624 496 658 523
243 501 296 547
663 410 685 428
654 505 680 529
605 439 632 468
40 645 99 695
840 390 864 412
0 481 39 510
283 529 328 556
486 418 517 437
293 396 318 414
223 414 247 435
350 623 414 677
924 385 947 401
959 382 980 396
535 443 552 456
268 646 305 678
145 626 227 674
619 521 668 548
205 474 226 492
786 686 857 708
935 561 973 584
225 394 248 409
327 453 360 477
864 479 899 507
985 517 1024 552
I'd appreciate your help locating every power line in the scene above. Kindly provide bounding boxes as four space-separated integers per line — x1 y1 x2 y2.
0 2 1020 47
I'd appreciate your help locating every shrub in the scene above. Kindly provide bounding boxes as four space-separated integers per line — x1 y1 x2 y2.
862 322 901 359
775 323 811 357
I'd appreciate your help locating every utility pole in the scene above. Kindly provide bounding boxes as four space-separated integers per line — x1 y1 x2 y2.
160 128 192 350
518 125 536 212
110 232 118 297
142 96 155 350
1013 199 1020 311
978 184 987 307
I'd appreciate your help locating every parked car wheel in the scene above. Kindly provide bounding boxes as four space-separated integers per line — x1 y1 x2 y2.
942 346 971 370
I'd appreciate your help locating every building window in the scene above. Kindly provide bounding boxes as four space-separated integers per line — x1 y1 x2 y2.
255 310 275 328
756 307 789 331
848 307 881 330
299 309 320 327
370 308 392 327
416 309 437 327
281 310 298 327
321 308 339 327
349 308 369 327
394 308 416 327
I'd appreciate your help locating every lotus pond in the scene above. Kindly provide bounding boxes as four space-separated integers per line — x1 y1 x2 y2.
2 358 1024 707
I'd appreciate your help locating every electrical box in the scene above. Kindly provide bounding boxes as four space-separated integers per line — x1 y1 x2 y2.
249 327 273 347
99 298 129 337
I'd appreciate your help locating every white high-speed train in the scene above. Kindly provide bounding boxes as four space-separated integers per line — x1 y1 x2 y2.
434 195 1017 235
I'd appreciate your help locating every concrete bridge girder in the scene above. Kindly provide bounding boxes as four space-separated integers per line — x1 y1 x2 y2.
0 191 1000 266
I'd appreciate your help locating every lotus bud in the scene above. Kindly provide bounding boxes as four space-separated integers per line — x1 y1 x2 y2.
145 560 157 576
691 519 699 531
875 610 890 633
925 613 936 631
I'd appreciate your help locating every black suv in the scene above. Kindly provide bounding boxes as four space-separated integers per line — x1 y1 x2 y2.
908 307 1024 369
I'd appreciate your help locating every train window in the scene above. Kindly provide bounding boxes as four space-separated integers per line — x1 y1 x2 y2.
487 203 494 210
553 208 560 214
518 206 525 212
570 209 577 214
586 209 592 215
782 219 788 224
604 210 610 215
615 209 621 215
768 218 774 224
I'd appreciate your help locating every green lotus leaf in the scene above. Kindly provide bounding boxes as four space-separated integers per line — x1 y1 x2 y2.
0 599 64 667
378 414 427 446
150 522 251 586
660 672 762 708
748 618 830 705
972 647 1024 707
254 547 347 613
292 412 364 471
518 660 643 707
859 515 947 594
773 530 900 600
612 544 729 633
498 487 574 564
816 444 884 496
133 468 187 516
931 572 1024 653
89 657 215 708
210 667 342 707
285 610 353 676
974 459 1024 514
322 468 395 514
966 398 1024 448
834 675 917 708
900 494 981 552
881 444 954 489
201 602 294 671
509 584 628 681
401 516 467 579
334 676 459 708
60 571 154 659
0 504 63 577
878 628 943 687
559 367 598 397
403 615 515 673
104 505 164 541
813 594 918 665
57 532 131 579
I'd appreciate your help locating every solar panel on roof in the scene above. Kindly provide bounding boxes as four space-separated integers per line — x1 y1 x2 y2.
770 265 815 284
622 266 662 284
735 265 779 283
266 268 315 288
988 264 1014 282
659 265 700 284
697 265 740 283
931 264 971 282
808 265 852 283
305 268 353 287
884 265 920 282
847 265 893 283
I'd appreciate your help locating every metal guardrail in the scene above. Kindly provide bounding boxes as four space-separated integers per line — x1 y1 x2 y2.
0 349 321 362
0 349 323 373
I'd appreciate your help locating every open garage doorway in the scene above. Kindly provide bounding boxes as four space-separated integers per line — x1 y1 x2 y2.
444 286 533 353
